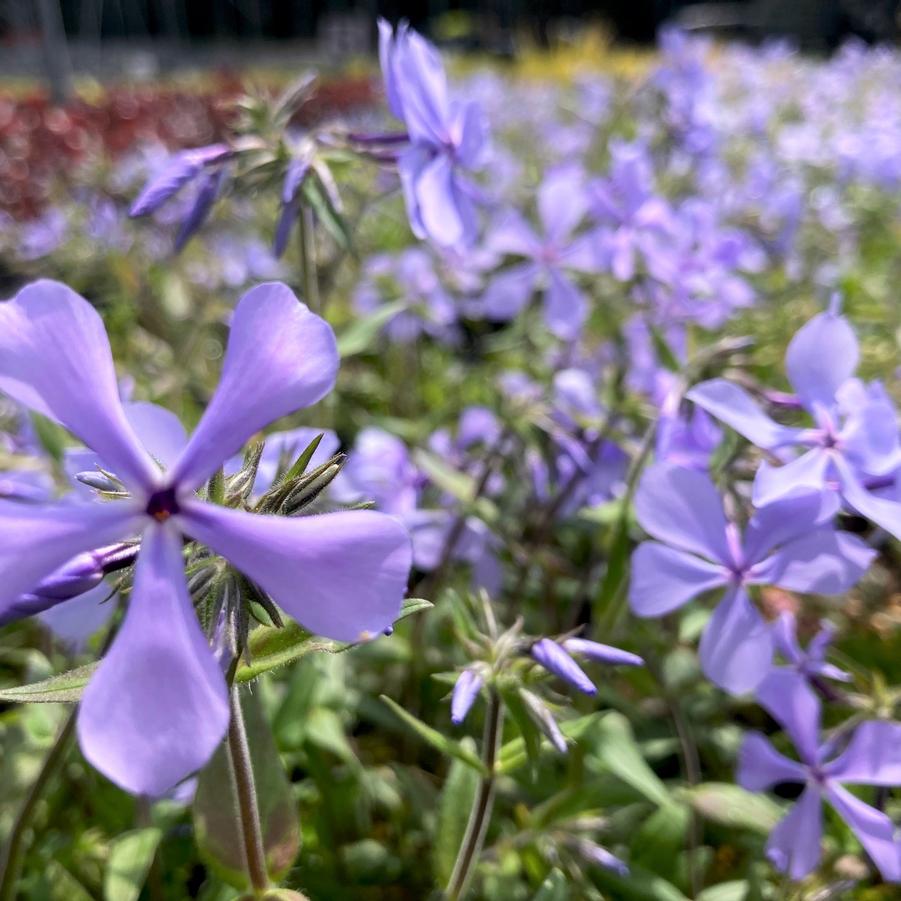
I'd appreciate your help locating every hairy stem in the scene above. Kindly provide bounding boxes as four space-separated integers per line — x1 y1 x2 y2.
445 689 504 901
0 709 76 901
298 204 320 311
226 686 270 896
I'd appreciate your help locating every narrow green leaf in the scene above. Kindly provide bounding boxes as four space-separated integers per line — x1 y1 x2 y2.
235 597 432 683
594 510 633 634
0 662 97 703
280 432 324 483
337 300 408 357
591 712 672 808
433 739 481 885
532 868 569 901
104 827 163 901
497 713 600 775
301 175 352 252
379 695 488 775
500 686 541 775
682 783 782 835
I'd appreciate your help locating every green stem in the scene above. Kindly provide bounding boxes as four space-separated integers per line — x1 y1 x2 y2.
226 686 270 896
298 204 320 311
445 689 504 901
0 709 76 901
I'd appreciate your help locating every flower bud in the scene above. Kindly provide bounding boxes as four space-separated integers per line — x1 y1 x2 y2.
577 840 629 876
451 668 483 725
531 638 596 695
519 688 567 753
562 637 644 668
130 144 231 217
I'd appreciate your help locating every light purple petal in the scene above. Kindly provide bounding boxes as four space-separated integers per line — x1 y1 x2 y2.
835 457 901 541
180 502 411 642
700 587 774 695
538 166 585 241
742 490 840 563
749 529 875 595
481 263 539 321
756 670 821 766
0 499 140 622
785 311 859 412
77 524 229 796
825 722 901 786
766 786 823 881
825 783 901 882
38 581 116 651
634 463 732 561
629 541 728 617
414 153 466 248
562 638 644 667
738 732 806 791
751 450 832 508
687 379 801 451
543 269 587 341
124 402 189 470
0 281 159 492
170 283 338 490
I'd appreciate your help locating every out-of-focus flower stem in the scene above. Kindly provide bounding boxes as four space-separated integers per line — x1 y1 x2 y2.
298 204 320 312
0 710 76 901
226 686 271 896
445 688 504 901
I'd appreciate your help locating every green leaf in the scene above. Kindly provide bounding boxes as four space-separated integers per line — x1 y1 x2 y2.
630 802 690 881
301 174 352 252
532 868 569 901
235 597 432 683
379 695 488 775
433 739 481 885
591 712 672 808
194 690 301 889
411 448 498 524
281 432 325 483
696 882 751 901
594 510 633 634
337 300 408 357
682 783 782 835
498 713 600 775
500 686 541 776
104 827 163 901
0 662 97 703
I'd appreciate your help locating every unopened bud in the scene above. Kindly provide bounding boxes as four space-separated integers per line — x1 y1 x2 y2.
531 638 596 695
450 668 483 725
562 637 644 668
283 461 342 514
519 688 567 753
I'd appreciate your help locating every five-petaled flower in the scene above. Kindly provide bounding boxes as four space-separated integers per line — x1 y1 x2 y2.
629 464 874 694
739 670 901 882
0 279 412 796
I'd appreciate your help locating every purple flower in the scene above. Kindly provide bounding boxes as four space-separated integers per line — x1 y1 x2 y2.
688 302 901 538
772 612 851 684
629 464 874 694
450 668 483 725
130 144 231 218
739 670 901 882
379 19 488 247
0 279 412 796
482 165 597 339
531 638 597 695
273 158 310 258
577 840 630 876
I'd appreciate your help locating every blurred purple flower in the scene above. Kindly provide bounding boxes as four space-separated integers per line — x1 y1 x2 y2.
379 19 489 247
450 667 483 725
739 670 901 882
772 611 851 684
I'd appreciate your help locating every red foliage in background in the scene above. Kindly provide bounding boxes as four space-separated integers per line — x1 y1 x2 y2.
0 74 376 220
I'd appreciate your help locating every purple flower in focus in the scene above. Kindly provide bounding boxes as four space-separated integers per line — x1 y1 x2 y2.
0 280 412 795
772 611 851 684
379 19 489 248
688 301 901 538
739 670 901 882
483 166 597 340
629 464 874 694
532 638 597 695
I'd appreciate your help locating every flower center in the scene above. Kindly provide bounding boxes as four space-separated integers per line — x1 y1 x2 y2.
146 486 181 522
